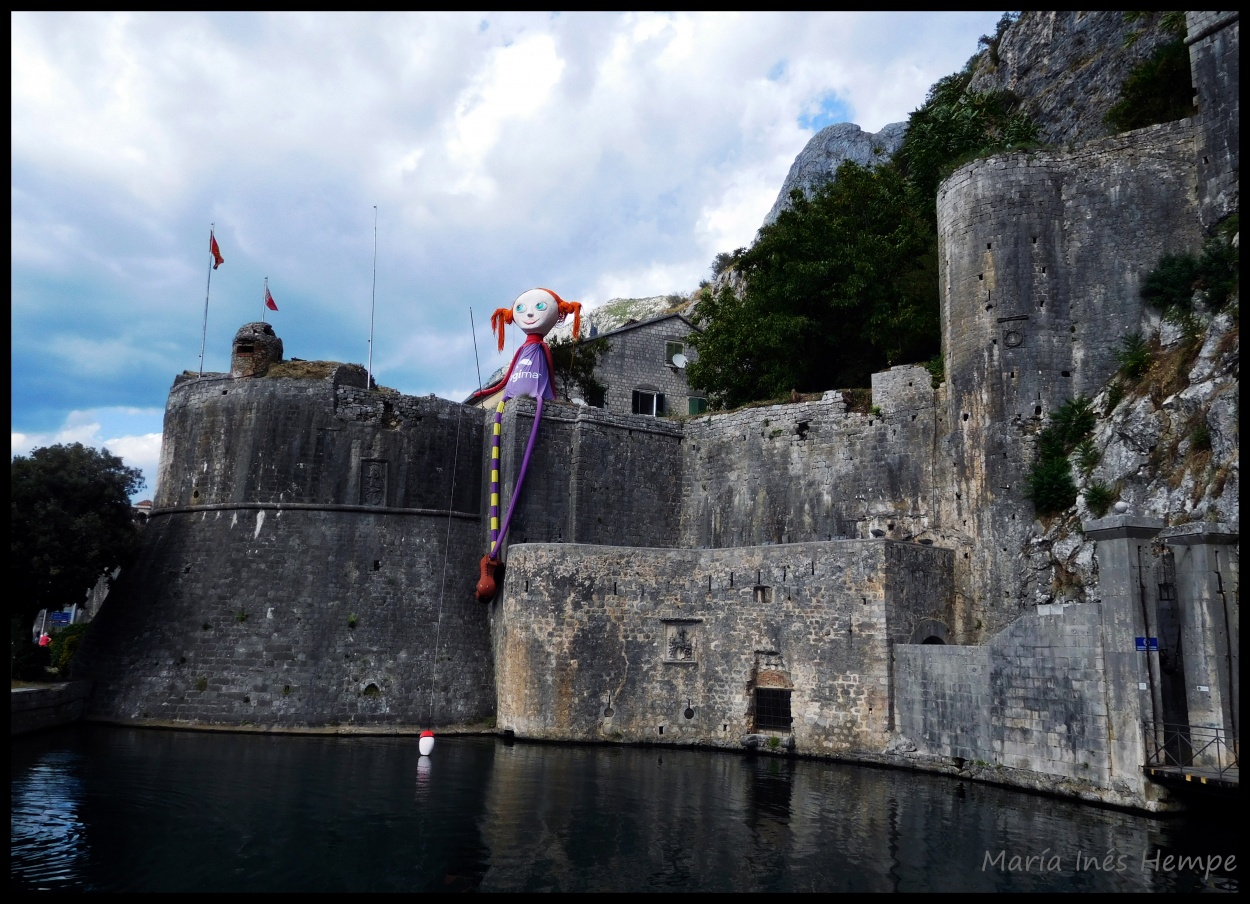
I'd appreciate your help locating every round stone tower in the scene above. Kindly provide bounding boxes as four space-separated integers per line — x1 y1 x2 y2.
230 322 284 377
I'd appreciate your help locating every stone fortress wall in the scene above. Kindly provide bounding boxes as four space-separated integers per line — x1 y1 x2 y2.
936 120 1205 633
76 12 1237 811
78 368 495 729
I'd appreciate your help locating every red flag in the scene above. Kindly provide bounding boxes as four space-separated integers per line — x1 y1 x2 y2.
265 286 278 311
210 231 224 269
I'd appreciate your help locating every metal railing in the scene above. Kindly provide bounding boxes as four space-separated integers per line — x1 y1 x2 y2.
1143 721 1239 782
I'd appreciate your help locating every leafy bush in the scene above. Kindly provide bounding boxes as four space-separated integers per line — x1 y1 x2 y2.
49 623 90 677
1141 252 1201 312
1048 397 1096 449
1083 482 1117 518
976 12 1019 67
1026 456 1079 516
687 161 941 408
1141 226 1240 323
1114 333 1152 382
924 354 945 388
711 250 743 277
1188 413 1212 453
1197 226 1240 311
1026 398 1098 516
1105 12 1194 133
897 75 1040 210
1075 438 1101 476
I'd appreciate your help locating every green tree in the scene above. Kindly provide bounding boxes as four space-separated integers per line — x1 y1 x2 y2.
688 53 1039 410
548 334 611 404
895 73 1039 213
687 160 940 408
11 443 144 632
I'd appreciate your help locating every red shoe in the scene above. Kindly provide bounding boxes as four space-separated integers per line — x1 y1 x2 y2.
475 555 499 602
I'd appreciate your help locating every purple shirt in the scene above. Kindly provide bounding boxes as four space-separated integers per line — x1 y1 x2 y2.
502 339 555 401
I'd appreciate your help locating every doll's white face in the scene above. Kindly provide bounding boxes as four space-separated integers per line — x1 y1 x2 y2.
512 289 560 337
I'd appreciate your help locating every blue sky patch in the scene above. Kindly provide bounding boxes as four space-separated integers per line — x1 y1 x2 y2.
799 92 851 132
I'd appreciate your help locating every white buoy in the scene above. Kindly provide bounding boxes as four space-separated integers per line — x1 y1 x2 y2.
419 730 435 756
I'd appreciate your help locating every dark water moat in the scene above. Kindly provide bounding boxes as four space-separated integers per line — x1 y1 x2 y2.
11 725 1238 893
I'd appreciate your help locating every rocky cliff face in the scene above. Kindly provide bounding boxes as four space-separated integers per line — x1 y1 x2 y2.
1028 307 1239 608
967 10 1181 146
760 121 907 229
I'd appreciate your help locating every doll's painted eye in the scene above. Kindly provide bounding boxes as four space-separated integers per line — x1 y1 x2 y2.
515 303 526 313
536 302 547 311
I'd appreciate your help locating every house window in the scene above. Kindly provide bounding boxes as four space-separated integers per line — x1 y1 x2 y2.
688 396 708 415
754 688 792 733
665 341 684 366
586 384 607 408
632 390 665 416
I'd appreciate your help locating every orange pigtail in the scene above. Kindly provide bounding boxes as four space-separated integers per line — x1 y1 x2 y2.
558 300 582 340
490 306 514 351
539 288 583 340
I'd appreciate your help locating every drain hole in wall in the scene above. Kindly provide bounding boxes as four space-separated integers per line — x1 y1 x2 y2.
684 707 695 720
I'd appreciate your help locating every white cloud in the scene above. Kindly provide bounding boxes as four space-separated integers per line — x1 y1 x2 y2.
11 408 164 501
12 10 1004 460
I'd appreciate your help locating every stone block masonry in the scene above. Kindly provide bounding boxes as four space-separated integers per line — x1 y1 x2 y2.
76 373 494 730
80 508 494 730
936 120 1204 631
495 398 685 551
895 603 1112 792
679 365 941 550
495 540 953 754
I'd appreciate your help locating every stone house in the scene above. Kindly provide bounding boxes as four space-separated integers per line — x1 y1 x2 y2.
577 313 705 417
467 312 706 417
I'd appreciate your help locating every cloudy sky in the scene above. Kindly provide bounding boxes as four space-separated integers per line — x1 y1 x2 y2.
11 11 1003 500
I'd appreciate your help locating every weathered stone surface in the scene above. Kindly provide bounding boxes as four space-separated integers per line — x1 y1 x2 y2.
76 374 494 730
495 541 953 753
968 11 1182 147
71 10 1237 815
761 121 907 228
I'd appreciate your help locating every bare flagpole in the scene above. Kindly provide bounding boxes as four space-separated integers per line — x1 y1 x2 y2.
262 277 269 323
199 224 216 377
367 205 378 390
470 307 483 394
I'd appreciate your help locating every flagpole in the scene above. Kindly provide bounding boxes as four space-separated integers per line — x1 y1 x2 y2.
262 277 268 323
470 307 483 394
367 205 377 391
200 224 215 377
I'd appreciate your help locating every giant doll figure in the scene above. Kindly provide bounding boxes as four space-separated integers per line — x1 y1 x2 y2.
468 288 582 602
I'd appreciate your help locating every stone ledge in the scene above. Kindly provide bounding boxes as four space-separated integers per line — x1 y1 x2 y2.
11 681 93 736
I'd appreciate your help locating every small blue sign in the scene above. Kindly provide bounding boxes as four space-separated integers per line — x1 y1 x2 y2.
1134 637 1158 652
50 611 72 625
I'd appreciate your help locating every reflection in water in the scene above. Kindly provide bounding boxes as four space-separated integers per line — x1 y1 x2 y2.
10 748 89 891
11 726 1238 893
